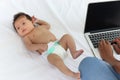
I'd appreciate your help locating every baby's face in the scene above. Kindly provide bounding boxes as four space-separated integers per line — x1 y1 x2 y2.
14 16 34 37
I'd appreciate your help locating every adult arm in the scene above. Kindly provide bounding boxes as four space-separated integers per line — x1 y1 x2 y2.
98 39 120 73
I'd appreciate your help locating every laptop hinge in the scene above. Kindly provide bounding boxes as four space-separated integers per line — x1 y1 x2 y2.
90 28 120 33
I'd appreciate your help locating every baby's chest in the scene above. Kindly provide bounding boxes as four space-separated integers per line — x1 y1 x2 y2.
29 32 48 43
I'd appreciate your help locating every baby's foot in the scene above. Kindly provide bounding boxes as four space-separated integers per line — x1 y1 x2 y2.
73 72 80 80
73 49 84 59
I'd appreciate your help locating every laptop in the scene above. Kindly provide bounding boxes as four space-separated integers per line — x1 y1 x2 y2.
84 1 120 60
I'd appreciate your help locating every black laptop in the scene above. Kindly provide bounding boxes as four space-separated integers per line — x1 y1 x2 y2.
84 1 120 60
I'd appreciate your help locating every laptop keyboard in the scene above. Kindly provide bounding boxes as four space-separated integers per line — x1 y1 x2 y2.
89 31 120 48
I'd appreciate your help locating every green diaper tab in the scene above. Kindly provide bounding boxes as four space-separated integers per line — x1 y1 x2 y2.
47 42 59 54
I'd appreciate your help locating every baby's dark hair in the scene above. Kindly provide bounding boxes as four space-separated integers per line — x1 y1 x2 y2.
13 12 32 31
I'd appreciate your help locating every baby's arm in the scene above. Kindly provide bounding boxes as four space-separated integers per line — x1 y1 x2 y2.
32 16 50 29
23 36 48 53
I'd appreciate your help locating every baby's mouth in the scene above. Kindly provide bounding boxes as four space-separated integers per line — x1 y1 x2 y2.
22 29 26 33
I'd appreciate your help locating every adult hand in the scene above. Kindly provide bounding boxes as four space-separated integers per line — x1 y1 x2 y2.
98 39 120 74
98 39 115 64
112 38 120 54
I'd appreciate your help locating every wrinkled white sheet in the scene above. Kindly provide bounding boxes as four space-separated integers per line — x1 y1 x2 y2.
0 0 114 80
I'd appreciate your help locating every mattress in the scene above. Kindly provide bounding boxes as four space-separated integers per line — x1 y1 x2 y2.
0 0 115 80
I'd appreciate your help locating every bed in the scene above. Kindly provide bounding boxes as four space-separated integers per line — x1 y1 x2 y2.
0 0 115 80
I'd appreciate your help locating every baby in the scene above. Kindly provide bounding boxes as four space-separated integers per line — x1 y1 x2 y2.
13 12 84 79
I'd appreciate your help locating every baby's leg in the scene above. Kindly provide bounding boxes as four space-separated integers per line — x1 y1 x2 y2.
59 34 84 59
47 54 80 79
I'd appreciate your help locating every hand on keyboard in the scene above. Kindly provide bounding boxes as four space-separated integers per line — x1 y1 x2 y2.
98 39 120 74
112 38 120 54
98 39 114 62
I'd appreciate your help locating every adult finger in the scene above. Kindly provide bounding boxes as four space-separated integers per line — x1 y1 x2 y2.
98 39 105 50
117 37 120 41
116 38 120 47
101 39 106 46
113 44 120 54
105 40 110 45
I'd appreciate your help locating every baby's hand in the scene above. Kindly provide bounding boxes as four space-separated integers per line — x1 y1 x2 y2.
37 49 43 55
32 16 38 23
41 44 48 51
37 44 48 55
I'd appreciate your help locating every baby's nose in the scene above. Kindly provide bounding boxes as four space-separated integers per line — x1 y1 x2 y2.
20 27 24 30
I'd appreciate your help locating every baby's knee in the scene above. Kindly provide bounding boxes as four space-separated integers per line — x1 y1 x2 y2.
63 34 72 38
63 34 70 36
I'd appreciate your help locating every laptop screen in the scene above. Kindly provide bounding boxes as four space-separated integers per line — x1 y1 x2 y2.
85 1 120 33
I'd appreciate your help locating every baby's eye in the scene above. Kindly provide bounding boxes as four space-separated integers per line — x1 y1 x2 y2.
22 22 25 25
17 27 20 30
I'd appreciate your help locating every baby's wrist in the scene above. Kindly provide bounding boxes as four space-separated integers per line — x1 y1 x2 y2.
34 19 39 23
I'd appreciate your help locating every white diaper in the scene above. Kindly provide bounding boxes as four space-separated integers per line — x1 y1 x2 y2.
47 41 68 59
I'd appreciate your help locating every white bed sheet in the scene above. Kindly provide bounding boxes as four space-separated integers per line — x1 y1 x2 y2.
0 0 115 80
